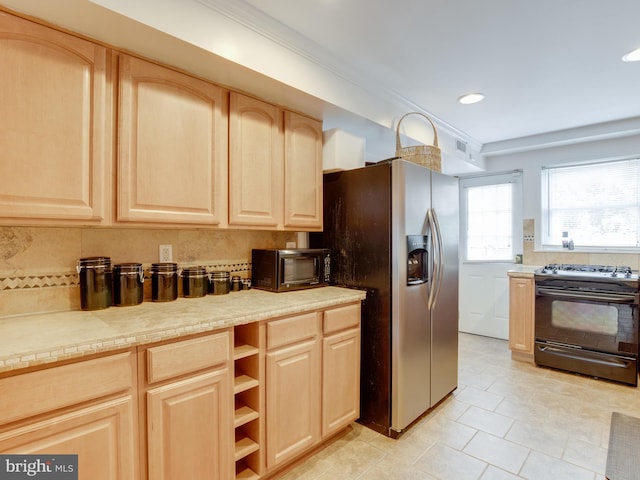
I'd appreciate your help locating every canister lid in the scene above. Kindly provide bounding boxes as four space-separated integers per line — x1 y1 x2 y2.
210 271 230 279
151 262 178 272
182 266 207 277
114 262 142 273
78 256 111 268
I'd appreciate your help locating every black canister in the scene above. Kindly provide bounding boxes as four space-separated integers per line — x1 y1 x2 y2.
113 263 144 306
231 275 242 292
182 266 208 298
209 271 230 295
77 256 112 311
151 262 179 302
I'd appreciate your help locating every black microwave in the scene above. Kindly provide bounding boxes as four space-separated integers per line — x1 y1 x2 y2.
251 248 330 292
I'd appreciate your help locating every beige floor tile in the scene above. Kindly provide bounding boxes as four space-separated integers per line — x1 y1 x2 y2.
464 431 529 474
415 443 488 480
433 397 471 421
520 450 594 480
356 455 438 480
458 405 514 437
505 419 568 458
563 437 607 475
454 385 505 411
406 411 478 451
480 465 524 480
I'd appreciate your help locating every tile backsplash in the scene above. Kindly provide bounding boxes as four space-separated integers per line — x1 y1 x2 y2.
521 219 640 270
0 226 295 317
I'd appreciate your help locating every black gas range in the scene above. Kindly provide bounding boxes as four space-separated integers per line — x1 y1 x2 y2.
534 263 640 386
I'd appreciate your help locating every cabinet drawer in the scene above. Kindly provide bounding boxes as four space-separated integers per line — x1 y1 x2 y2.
267 312 319 350
147 331 230 384
323 303 361 335
0 352 133 425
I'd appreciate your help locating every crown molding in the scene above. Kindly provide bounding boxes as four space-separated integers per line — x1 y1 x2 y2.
195 0 483 151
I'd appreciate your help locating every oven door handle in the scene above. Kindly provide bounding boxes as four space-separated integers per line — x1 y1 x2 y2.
537 344 636 367
536 286 639 304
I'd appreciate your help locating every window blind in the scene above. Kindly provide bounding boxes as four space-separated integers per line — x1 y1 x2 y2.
543 158 640 248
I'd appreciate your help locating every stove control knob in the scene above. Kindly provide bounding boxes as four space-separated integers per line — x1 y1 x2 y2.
611 272 617 277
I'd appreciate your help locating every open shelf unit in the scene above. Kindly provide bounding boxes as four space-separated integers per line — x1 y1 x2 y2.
233 323 263 479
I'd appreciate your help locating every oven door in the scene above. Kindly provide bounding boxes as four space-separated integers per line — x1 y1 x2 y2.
534 282 639 385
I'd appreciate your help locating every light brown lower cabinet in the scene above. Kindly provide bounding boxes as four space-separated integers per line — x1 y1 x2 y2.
322 304 361 438
264 303 362 474
140 331 234 480
508 275 535 360
265 312 322 470
0 351 139 480
146 371 232 479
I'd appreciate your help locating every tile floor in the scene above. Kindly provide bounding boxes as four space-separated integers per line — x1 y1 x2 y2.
278 333 640 479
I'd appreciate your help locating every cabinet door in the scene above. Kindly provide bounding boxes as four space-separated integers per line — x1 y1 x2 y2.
0 13 110 224
322 328 360 438
266 338 320 469
147 369 233 480
283 112 323 230
0 397 138 480
509 276 535 355
118 55 228 226
229 93 283 228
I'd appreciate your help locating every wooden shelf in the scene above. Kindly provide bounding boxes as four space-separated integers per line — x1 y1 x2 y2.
234 375 259 394
235 436 259 462
235 406 259 428
236 466 260 480
234 344 259 360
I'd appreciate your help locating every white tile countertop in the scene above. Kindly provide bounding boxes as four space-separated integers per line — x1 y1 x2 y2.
0 286 366 373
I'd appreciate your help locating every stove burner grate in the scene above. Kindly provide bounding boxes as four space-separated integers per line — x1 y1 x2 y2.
541 264 632 274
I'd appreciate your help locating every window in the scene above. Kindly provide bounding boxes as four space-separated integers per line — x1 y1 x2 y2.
541 158 640 249
460 172 522 261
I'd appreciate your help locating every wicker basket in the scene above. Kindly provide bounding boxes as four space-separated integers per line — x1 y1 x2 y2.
395 112 441 172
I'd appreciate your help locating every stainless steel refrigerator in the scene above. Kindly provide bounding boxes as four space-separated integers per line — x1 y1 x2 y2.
310 158 459 437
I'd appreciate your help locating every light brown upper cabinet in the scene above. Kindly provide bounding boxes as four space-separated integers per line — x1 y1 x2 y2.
229 93 323 231
117 55 228 226
0 13 111 225
284 112 323 230
229 93 284 229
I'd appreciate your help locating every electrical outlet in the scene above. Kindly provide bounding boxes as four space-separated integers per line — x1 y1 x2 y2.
285 242 296 249
159 244 173 263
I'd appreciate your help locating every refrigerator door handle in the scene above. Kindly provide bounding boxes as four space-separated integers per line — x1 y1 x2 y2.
431 208 445 309
426 208 439 309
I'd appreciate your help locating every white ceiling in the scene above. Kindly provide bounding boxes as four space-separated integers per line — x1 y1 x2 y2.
218 0 640 148
2 0 639 165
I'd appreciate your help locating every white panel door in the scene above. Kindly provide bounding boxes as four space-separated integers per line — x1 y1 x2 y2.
458 172 522 340
459 263 510 339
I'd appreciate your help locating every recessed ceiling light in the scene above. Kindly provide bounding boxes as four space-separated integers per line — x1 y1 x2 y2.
458 93 485 104
622 47 640 62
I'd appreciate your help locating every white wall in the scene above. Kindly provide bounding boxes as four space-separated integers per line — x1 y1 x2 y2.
481 133 640 227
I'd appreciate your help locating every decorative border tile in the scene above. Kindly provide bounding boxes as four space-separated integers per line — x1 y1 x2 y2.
0 260 251 291
0 273 78 291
